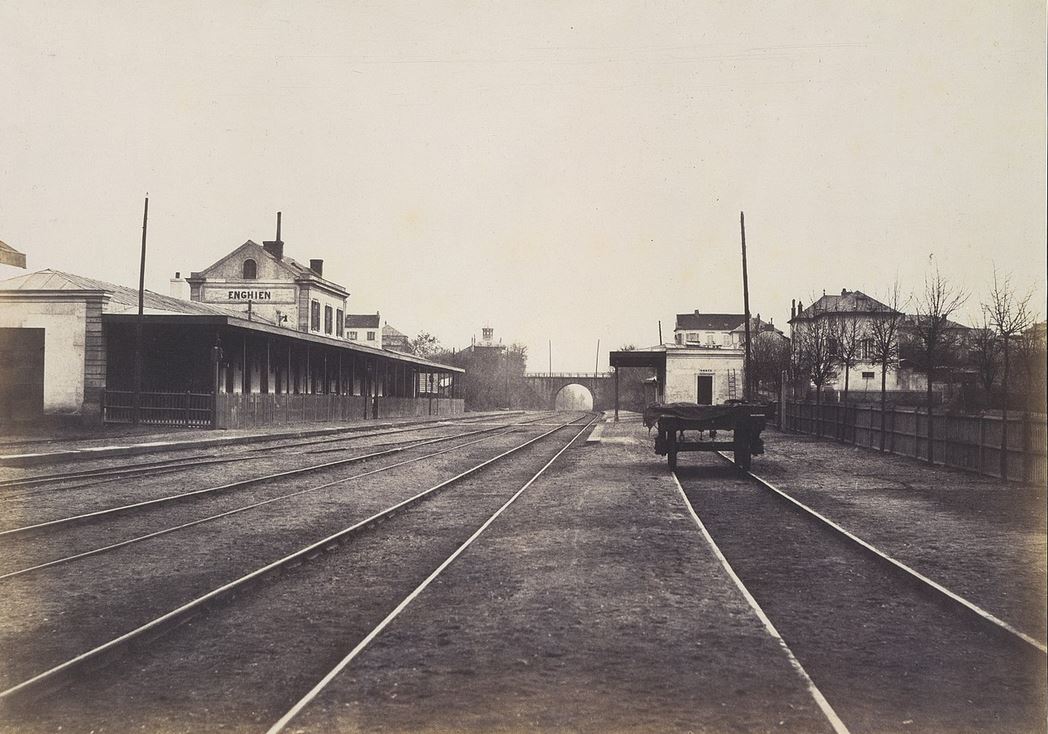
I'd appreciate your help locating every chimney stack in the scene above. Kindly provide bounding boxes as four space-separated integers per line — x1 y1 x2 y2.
791 299 796 319
169 271 190 300
310 259 324 277
262 211 284 260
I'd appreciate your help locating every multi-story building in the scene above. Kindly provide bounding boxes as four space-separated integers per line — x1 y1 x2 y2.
186 232 349 340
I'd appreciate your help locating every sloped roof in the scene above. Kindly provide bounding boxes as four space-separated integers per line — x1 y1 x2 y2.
0 269 273 321
346 313 380 328
192 240 349 296
382 323 407 338
0 240 26 268
793 290 896 321
675 312 747 331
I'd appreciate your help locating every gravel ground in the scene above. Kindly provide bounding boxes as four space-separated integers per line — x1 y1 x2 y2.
747 429 1047 642
0 416 600 733
678 453 1046 734
284 417 834 734
0 416 583 692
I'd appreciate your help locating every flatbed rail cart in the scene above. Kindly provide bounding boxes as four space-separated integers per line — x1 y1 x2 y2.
643 401 773 470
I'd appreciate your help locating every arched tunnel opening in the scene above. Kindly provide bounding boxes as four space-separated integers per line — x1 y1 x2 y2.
554 383 594 411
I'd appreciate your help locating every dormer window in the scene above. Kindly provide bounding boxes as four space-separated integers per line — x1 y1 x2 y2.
243 259 257 279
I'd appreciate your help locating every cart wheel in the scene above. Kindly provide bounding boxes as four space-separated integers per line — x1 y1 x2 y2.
668 449 678 470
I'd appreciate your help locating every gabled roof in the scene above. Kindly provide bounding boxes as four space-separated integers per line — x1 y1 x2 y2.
675 312 747 331
191 240 349 297
0 268 273 321
346 313 381 328
382 323 407 338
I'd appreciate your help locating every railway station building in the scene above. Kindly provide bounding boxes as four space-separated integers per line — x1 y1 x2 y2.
0 268 463 428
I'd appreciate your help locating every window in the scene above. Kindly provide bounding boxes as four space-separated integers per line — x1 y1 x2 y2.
336 309 344 337
686 332 700 343
862 371 875 380
310 300 320 331
348 330 358 340
860 338 874 360
242 259 257 279
324 305 333 334
366 331 376 341
722 333 731 346
705 333 715 345
675 333 682 344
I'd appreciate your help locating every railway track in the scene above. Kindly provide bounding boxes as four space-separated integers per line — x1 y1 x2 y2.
674 455 1047 734
0 412 523 496
0 412 598 723
0 414 555 536
0 415 554 581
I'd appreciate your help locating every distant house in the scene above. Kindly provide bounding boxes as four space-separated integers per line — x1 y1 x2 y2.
382 322 412 353
788 288 973 396
674 310 784 349
346 313 381 346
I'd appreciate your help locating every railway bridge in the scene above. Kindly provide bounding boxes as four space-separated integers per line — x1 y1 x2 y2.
519 372 615 411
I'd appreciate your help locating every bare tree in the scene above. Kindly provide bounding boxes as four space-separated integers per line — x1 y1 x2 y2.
905 267 968 464
750 330 791 399
970 315 1001 399
793 308 836 436
829 308 866 441
983 269 1035 479
867 281 907 451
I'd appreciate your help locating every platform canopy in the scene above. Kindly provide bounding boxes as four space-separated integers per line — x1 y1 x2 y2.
609 349 666 370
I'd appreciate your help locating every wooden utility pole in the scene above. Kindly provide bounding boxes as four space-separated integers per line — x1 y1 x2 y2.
740 211 752 402
548 339 552 376
594 339 600 377
658 320 663 345
133 194 149 424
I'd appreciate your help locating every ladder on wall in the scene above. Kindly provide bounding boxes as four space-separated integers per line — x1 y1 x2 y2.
727 369 738 401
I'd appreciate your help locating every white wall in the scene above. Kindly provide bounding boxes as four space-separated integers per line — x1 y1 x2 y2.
0 297 87 413
664 349 745 404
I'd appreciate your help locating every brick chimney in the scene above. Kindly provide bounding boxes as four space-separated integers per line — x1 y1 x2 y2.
262 211 284 260
309 259 324 277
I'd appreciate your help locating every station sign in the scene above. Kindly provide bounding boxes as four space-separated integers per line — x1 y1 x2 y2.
202 284 296 303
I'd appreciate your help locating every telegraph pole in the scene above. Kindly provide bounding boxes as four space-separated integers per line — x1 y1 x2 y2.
740 211 752 402
594 339 600 377
133 194 149 424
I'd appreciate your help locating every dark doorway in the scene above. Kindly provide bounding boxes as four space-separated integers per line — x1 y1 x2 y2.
0 328 45 423
696 374 713 405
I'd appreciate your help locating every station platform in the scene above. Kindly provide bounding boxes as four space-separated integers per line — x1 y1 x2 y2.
294 412 839 733
0 410 523 468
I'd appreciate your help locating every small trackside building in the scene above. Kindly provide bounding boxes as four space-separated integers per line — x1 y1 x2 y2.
0 269 464 428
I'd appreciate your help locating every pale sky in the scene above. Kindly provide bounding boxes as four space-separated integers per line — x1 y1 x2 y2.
2 1 1045 371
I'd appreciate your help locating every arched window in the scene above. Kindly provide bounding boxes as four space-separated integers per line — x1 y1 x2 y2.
243 259 257 279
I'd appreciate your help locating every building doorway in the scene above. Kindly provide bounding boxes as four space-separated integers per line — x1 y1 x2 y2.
696 374 713 405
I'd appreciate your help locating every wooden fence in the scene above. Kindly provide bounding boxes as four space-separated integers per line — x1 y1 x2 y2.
782 400 1047 485
103 390 214 427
